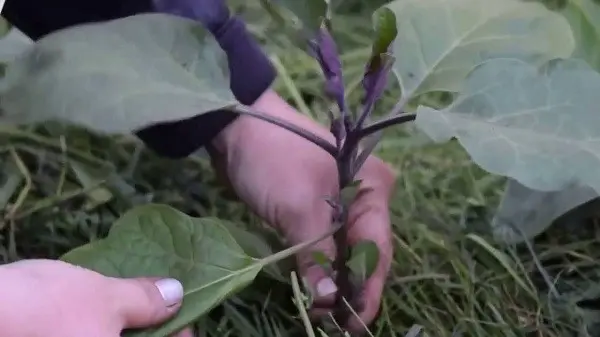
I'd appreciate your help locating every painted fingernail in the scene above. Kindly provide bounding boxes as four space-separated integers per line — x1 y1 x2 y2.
155 278 184 307
316 277 338 297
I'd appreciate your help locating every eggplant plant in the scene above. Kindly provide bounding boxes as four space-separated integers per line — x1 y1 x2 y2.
3 0 600 335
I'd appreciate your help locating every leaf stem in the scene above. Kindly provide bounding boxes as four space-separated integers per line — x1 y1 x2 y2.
231 105 338 157
358 113 416 139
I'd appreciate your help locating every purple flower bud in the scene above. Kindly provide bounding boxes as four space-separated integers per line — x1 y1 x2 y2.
362 51 394 107
354 51 394 130
309 25 347 117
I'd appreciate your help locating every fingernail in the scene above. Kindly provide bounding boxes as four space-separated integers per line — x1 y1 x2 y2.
155 278 184 307
316 277 338 297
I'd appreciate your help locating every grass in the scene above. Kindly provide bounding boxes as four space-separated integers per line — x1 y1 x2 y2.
2 0 600 336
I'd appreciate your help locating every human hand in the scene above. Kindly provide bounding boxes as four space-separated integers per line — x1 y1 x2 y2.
211 90 396 332
0 259 186 337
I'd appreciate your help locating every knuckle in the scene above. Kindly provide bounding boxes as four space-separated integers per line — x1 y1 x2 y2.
137 279 168 317
108 278 168 327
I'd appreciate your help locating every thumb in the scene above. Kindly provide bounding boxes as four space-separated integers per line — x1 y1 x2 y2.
106 277 184 329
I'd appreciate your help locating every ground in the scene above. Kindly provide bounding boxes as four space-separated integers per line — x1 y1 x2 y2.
1 0 600 336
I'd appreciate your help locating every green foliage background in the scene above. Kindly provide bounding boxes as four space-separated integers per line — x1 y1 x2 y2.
3 0 600 336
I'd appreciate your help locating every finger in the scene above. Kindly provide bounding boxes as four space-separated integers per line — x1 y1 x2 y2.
281 193 339 308
106 277 184 329
170 327 195 337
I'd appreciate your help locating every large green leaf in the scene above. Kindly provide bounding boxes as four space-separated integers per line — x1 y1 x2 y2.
61 205 260 336
384 0 575 101
489 0 600 243
0 13 235 134
415 58 600 214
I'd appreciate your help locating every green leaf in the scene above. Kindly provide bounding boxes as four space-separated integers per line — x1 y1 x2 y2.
346 240 379 281
367 7 397 70
61 204 336 336
383 0 575 100
0 13 235 134
415 58 600 203
61 204 260 336
490 0 600 243
401 0 595 242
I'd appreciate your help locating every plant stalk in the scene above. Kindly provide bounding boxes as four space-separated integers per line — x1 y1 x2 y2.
331 129 363 326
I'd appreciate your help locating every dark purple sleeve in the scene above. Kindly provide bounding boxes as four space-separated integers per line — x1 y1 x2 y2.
3 0 277 158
